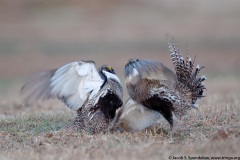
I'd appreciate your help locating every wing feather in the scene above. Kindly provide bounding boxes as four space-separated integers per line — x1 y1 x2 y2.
21 69 56 101
125 59 177 85
21 61 104 111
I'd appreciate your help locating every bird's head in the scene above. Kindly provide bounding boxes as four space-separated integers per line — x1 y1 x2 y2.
99 65 116 74
125 59 139 77
127 59 139 64
99 65 121 88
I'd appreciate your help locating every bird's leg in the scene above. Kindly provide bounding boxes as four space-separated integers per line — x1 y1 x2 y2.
169 122 174 143
150 125 157 136
106 118 112 134
168 113 178 143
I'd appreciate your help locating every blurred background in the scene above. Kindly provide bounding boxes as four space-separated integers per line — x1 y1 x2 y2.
0 0 240 114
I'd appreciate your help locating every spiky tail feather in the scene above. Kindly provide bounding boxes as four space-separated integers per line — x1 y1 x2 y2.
167 37 206 106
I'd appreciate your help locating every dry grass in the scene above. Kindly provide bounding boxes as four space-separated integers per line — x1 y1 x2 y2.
0 0 240 159
0 76 240 160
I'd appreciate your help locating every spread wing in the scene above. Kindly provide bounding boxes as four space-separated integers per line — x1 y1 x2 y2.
21 61 104 111
125 59 178 102
125 59 177 86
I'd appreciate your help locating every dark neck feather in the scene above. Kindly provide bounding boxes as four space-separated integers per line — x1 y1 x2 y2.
99 70 107 89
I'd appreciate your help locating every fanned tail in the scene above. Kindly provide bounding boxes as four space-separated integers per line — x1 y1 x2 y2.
167 37 206 107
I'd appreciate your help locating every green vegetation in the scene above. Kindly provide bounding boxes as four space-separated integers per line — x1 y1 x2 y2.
0 113 73 134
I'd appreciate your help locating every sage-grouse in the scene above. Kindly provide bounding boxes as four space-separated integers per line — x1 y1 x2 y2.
21 61 123 133
111 39 206 132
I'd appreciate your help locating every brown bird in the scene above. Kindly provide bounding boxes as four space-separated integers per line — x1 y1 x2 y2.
111 38 206 132
21 61 123 133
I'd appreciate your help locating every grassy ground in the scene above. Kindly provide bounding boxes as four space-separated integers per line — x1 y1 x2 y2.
1 0 240 159
0 75 240 159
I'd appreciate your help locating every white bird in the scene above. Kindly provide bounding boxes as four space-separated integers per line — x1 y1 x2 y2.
21 60 123 133
111 39 206 132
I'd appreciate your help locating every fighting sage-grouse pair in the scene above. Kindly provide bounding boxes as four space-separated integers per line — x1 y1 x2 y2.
21 38 206 134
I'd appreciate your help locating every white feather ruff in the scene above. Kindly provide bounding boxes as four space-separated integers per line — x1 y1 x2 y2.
102 70 121 84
